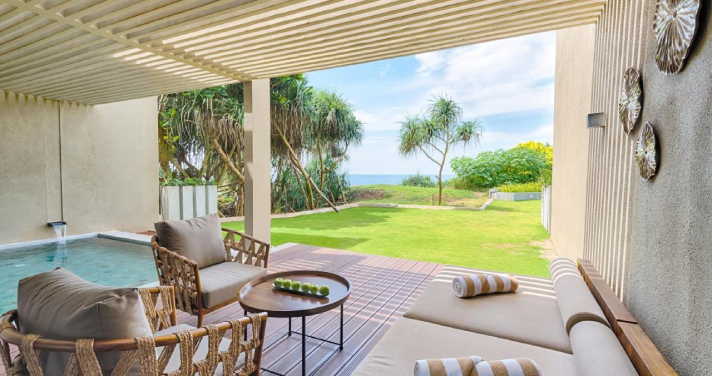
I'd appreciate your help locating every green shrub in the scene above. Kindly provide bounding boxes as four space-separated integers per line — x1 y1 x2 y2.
402 173 436 188
498 182 543 193
451 147 548 189
446 176 483 191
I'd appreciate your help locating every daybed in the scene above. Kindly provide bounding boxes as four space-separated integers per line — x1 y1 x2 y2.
352 258 677 376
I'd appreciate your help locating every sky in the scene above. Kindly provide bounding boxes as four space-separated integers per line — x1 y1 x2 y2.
306 31 556 175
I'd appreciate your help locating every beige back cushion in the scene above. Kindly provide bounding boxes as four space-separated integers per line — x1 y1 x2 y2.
17 268 152 376
549 257 610 333
570 321 638 376
155 213 226 269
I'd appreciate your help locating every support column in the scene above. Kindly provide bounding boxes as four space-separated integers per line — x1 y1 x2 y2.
243 79 271 243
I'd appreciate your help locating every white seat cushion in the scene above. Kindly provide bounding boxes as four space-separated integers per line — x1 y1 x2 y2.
199 262 267 308
404 265 572 353
351 318 578 376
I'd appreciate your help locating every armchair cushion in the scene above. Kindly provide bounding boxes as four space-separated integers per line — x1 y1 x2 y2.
17 268 152 376
155 213 226 269
200 262 268 308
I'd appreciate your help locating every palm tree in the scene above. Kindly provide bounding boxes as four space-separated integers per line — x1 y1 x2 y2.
398 95 484 205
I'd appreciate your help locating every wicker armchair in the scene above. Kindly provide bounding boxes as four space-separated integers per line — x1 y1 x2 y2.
151 229 271 327
0 286 267 376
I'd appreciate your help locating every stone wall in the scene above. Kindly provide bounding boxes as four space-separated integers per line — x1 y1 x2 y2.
0 94 158 245
554 1 712 374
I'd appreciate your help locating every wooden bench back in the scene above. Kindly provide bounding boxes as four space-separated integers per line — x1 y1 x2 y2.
577 259 678 376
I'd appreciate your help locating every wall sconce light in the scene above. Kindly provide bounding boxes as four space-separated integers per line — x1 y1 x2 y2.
587 113 606 128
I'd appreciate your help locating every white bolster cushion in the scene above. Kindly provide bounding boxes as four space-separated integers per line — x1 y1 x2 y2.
549 257 609 333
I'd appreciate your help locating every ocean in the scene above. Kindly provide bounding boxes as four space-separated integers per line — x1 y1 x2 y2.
347 174 456 186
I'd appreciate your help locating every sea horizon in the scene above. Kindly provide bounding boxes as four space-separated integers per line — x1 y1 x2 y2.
347 173 456 186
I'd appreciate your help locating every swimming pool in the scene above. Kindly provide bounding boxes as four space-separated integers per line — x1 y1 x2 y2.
0 237 158 312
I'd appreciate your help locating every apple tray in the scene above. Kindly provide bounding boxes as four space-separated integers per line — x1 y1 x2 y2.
272 283 329 299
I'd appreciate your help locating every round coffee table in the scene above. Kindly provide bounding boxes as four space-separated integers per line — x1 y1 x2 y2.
238 270 351 376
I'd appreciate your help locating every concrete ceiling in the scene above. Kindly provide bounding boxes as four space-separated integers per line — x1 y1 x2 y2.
0 0 605 104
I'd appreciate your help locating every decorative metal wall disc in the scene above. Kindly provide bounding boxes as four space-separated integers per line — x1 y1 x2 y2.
619 68 642 134
653 0 701 75
636 122 658 181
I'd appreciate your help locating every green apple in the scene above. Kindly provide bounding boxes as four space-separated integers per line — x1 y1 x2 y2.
319 285 330 296
292 281 301 290
309 285 318 294
301 283 311 292
282 280 292 289
273 280 283 288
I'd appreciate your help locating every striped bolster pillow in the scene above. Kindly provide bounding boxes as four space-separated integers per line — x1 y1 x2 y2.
414 356 542 376
452 273 519 298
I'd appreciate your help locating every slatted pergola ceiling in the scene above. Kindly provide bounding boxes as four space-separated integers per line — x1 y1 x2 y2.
0 0 605 105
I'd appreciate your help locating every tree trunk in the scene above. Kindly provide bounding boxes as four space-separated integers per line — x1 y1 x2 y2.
437 164 444 206
198 141 212 179
290 164 310 212
210 132 245 184
275 124 339 212
317 144 326 191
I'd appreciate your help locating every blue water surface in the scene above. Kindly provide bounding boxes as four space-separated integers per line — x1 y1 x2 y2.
0 237 157 312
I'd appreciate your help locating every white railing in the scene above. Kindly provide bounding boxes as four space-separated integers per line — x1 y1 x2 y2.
541 185 552 234
160 185 218 221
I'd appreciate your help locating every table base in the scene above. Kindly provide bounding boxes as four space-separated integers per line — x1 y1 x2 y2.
260 305 344 376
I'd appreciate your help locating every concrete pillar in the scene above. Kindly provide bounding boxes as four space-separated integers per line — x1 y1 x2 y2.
243 79 271 243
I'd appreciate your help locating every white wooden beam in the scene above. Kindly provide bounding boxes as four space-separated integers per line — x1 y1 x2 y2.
243 79 272 243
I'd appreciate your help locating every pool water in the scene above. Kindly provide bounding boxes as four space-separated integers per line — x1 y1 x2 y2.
0 237 158 312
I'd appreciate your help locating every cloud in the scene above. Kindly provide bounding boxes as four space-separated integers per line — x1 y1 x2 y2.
475 123 553 153
379 63 392 78
309 32 556 174
352 107 414 132
412 32 555 118
414 51 446 77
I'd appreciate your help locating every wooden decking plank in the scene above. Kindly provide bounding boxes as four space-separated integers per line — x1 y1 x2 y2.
320 263 441 376
334 266 442 375
270 259 438 375
0 245 446 376
260 255 418 371
258 249 402 346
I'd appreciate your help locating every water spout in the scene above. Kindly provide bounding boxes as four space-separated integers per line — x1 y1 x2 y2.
47 221 67 243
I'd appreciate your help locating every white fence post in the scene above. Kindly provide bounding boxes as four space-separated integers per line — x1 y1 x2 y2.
541 185 552 234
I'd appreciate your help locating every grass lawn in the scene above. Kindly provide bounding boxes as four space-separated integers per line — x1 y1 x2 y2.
223 200 551 277
347 184 489 208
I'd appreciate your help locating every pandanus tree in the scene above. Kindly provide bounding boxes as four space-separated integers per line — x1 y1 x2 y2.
270 76 341 211
159 75 361 216
307 90 364 198
159 85 247 215
398 95 484 205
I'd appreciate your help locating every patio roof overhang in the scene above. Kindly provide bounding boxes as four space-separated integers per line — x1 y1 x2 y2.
0 0 605 105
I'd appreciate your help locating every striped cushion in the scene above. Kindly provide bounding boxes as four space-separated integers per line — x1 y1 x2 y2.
452 273 519 298
414 356 542 376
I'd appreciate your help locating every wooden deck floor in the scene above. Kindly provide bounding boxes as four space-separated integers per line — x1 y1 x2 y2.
1 244 442 376
181 244 443 376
